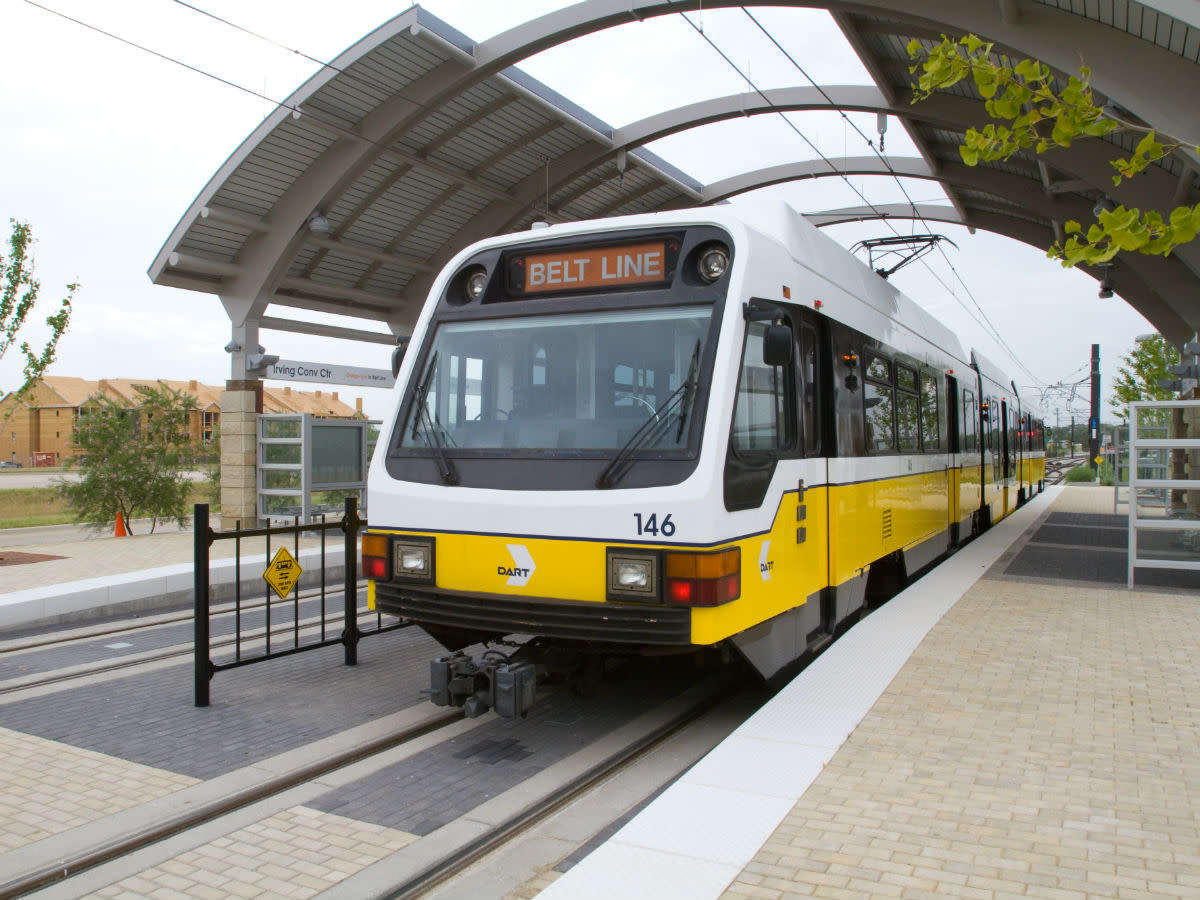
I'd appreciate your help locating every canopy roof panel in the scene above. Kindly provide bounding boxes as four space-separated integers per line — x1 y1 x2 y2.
151 1 1200 345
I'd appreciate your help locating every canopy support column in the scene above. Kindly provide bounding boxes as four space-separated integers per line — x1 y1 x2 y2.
220 317 263 527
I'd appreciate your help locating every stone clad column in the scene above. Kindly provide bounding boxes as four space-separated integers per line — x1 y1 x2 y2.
220 379 263 527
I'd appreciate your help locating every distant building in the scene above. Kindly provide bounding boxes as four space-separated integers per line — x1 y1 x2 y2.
0 377 364 467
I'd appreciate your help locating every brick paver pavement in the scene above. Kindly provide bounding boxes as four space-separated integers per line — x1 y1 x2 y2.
0 728 197 852
721 486 1200 900
86 807 416 900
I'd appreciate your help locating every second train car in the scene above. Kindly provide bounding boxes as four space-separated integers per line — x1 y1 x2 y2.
362 203 1044 717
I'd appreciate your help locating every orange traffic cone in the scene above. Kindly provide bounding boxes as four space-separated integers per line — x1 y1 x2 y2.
115 512 128 537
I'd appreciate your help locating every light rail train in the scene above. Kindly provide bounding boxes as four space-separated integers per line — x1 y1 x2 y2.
362 203 1044 717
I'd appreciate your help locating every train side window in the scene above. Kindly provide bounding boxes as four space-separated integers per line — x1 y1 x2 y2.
731 321 794 453
962 389 977 453
863 352 895 453
796 322 818 456
989 399 1002 479
896 364 919 452
919 372 940 451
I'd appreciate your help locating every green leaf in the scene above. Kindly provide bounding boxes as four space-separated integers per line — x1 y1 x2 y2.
1014 58 1041 79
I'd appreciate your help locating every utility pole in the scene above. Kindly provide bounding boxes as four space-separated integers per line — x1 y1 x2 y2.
1089 343 1101 472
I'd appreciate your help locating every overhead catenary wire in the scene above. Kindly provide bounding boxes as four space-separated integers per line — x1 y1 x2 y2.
738 8 1044 388
23 0 450 164
31 0 1043 390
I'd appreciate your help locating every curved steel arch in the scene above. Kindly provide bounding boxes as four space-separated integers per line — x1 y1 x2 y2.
480 1 1200 144
403 84 1196 335
211 1 1200 317
150 0 1200 354
804 203 1193 341
698 156 1078 219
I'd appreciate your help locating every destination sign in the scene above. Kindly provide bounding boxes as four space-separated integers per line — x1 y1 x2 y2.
508 239 677 295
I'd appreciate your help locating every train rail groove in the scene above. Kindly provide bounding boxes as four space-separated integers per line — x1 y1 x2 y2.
0 704 465 900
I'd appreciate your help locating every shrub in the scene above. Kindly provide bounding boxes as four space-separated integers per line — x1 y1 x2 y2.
1065 465 1097 483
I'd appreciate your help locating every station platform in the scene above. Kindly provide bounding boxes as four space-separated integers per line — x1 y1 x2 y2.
539 485 1200 900
1 486 1198 899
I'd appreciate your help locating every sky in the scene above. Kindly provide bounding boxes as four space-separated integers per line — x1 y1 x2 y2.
1 0 1160 427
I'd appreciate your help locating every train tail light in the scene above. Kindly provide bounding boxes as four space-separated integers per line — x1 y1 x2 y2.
362 532 390 580
664 548 740 606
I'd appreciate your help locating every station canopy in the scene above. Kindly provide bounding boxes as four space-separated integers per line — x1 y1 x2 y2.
150 1 1200 349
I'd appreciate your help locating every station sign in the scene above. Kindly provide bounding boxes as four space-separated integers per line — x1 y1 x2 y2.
266 359 395 389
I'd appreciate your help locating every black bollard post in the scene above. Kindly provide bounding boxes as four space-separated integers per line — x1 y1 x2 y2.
343 496 361 666
194 503 211 707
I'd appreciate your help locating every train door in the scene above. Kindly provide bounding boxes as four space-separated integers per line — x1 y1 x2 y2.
946 375 961 544
1000 400 1019 516
723 302 829 675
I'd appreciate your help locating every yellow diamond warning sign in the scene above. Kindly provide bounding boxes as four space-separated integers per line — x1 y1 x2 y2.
263 547 303 600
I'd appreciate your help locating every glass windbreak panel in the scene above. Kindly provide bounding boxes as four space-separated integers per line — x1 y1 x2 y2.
398 306 713 452
1134 521 1200 563
897 392 919 451
313 425 363 483
262 419 301 440
262 495 302 516
263 469 301 490
732 321 790 452
262 443 302 465
311 489 361 515
1133 405 1172 438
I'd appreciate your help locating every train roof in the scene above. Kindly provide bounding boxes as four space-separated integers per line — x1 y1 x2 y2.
745 202 970 368
970 349 1016 397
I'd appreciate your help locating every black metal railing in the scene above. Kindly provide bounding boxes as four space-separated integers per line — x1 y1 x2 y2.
193 496 405 706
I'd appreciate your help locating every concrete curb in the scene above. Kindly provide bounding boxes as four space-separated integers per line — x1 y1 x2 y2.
0 545 347 635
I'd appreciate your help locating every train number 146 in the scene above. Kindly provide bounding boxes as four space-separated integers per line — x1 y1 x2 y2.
634 513 675 537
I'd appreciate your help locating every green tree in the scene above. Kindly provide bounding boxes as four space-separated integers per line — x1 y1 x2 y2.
1109 334 1180 420
907 36 1200 268
1 220 77 422
61 383 204 534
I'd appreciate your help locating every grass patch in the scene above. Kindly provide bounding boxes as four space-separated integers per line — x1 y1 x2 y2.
0 486 74 529
0 484 216 530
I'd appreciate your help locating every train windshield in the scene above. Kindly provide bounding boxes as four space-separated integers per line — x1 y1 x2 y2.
398 305 713 453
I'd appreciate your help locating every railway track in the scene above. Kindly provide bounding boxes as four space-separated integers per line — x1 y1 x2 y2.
5 660 745 900
0 585 402 698
1044 454 1088 485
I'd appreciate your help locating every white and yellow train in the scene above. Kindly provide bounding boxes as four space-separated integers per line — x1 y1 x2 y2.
362 203 1044 717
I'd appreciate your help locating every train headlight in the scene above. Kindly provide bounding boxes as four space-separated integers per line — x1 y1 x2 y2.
696 243 730 283
392 537 435 583
465 268 489 300
606 550 659 602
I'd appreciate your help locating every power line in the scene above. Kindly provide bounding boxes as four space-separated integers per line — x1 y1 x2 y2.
739 9 1043 387
25 0 281 107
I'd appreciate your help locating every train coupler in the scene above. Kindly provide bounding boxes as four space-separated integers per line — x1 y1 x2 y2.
428 652 537 719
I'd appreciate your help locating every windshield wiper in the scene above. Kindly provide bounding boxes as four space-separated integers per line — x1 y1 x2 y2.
675 339 702 441
411 354 459 486
596 340 702 490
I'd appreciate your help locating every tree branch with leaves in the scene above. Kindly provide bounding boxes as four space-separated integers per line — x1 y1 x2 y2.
1 219 77 423
61 383 204 534
907 35 1200 267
